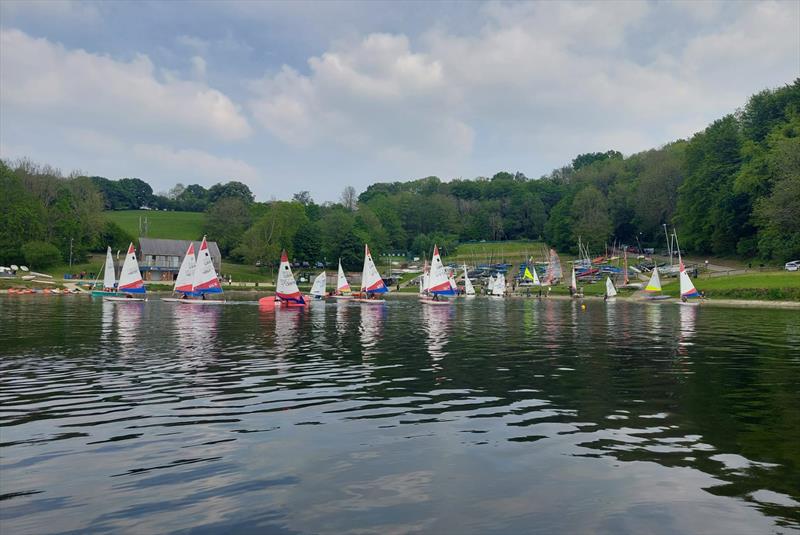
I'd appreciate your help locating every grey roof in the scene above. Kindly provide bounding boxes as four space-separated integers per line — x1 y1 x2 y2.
138 237 221 262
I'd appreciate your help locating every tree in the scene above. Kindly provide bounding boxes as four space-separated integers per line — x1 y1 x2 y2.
208 181 254 203
167 183 186 200
204 197 253 256
233 202 308 265
572 150 623 171
340 186 357 211
21 241 61 269
292 191 313 205
117 178 154 208
0 162 45 264
570 186 611 250
293 222 322 263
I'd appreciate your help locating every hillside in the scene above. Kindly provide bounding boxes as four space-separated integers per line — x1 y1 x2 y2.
106 210 205 240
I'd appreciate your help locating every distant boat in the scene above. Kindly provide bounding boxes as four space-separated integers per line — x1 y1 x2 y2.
674 231 702 306
605 276 617 302
522 260 541 286
463 264 476 296
333 260 353 299
355 244 388 303
179 236 225 305
418 259 429 299
162 242 196 303
310 271 327 300
570 265 583 298
544 248 562 285
276 249 306 307
490 273 505 297
104 243 146 302
421 244 455 305
92 246 118 297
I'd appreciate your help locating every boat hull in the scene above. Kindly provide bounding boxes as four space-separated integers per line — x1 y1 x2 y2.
104 296 147 302
178 299 226 305
677 301 701 307
643 295 672 301
91 290 119 297
420 298 452 306
354 299 385 304
332 295 353 300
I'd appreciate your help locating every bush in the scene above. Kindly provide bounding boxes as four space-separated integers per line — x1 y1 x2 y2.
21 241 62 269
96 221 135 252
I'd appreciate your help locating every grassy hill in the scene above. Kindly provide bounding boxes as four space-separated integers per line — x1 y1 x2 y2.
106 210 205 240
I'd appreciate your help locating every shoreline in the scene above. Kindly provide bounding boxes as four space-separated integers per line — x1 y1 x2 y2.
2 288 798 309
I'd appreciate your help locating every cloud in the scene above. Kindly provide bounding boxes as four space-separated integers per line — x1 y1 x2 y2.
132 143 260 183
247 0 798 180
0 28 251 142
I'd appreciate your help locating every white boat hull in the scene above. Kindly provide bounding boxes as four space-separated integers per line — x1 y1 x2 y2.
677 301 701 307
332 295 353 300
178 299 226 305
104 296 147 302
354 298 385 304
420 298 452 306
161 297 183 303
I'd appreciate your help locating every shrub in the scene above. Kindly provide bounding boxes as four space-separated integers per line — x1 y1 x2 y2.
21 241 62 269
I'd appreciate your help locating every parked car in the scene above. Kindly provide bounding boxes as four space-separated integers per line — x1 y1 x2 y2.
785 260 800 272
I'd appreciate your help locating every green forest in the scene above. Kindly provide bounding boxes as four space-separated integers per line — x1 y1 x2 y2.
1 80 798 271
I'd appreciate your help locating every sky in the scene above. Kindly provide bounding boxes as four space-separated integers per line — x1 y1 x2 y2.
1 1 798 202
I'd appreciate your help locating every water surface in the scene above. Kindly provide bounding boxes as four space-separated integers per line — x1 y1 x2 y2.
1 296 799 534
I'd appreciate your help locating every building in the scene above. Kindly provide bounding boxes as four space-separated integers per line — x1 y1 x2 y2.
137 237 222 282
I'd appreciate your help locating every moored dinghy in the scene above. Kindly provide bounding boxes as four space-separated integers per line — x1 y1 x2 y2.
355 244 388 303
162 242 196 302
104 243 146 302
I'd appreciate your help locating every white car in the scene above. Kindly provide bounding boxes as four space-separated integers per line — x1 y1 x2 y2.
785 260 800 272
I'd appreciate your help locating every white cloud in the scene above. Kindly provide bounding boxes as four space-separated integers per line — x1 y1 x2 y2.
0 28 251 142
132 143 260 183
247 0 798 181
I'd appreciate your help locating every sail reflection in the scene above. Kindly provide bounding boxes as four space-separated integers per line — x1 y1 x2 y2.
422 304 453 361
274 307 303 355
358 303 385 359
100 300 115 347
677 304 697 356
172 304 221 362
114 301 144 352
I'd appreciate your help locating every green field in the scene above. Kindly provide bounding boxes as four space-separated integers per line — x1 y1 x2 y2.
106 210 205 240
661 271 800 300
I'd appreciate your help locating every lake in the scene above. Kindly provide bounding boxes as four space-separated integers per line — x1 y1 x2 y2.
1 296 799 534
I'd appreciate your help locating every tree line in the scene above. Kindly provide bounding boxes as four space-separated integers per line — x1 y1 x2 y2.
1 79 797 270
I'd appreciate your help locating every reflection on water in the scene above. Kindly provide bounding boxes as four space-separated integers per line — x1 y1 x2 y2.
0 297 799 534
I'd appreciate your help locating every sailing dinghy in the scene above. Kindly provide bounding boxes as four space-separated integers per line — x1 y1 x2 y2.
275 250 306 307
643 265 670 300
92 246 118 297
463 265 476 297
421 245 455 305
310 271 327 300
179 237 225 304
678 262 702 306
605 276 617 302
490 273 505 298
333 260 353 299
162 242 197 302
355 244 388 303
104 243 146 301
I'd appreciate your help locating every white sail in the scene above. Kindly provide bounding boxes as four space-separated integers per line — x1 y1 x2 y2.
118 242 145 294
645 266 662 292
191 236 222 295
276 250 304 303
679 263 700 298
360 244 388 294
419 260 428 296
311 271 327 297
463 265 475 296
103 246 116 290
491 273 505 296
605 276 617 297
336 260 352 295
174 242 196 294
428 245 455 295
570 266 578 292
